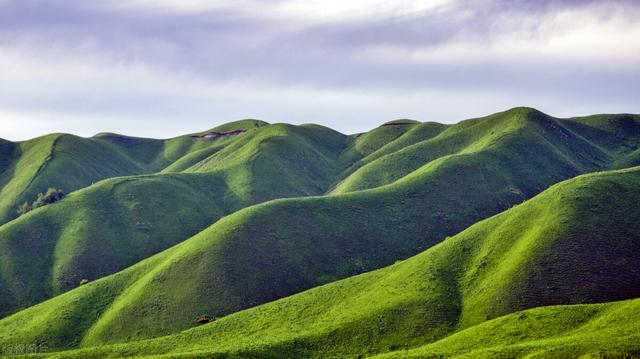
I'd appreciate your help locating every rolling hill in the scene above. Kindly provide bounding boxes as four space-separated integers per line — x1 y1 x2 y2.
0 119 275 228
5 165 639 358
0 108 638 358
0 122 351 317
332 108 639 193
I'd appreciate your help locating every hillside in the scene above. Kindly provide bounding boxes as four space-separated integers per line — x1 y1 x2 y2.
0 123 350 317
0 119 278 227
332 108 639 193
59 108 640 344
8 166 639 358
0 108 639 356
0 131 232 226
0 134 142 226
374 299 640 358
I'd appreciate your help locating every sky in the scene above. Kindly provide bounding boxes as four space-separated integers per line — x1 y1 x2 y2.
1 0 639 140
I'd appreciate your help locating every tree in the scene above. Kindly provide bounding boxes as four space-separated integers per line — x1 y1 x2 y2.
32 188 64 209
17 188 65 217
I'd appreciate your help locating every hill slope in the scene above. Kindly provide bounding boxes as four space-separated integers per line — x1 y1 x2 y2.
9 166 640 358
0 123 350 317
0 108 639 351
0 134 142 226
373 299 640 358
65 108 640 344
0 150 640 356
333 108 639 193
0 128 245 227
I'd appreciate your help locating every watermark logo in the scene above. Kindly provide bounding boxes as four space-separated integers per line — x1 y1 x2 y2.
1 343 48 355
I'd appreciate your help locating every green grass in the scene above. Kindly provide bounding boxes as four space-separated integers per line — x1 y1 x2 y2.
0 123 350 317
329 121 448 192
373 298 640 358
0 120 275 227
0 134 139 225
0 108 639 358
10 166 640 358
332 108 630 193
0 133 215 226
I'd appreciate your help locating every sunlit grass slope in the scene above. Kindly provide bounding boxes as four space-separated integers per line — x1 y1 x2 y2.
1 108 639 355
1 123 639 350
15 166 640 358
333 108 640 193
0 134 142 225
373 299 640 358
195 118 268 134
330 121 448 190
0 123 350 317
0 120 274 227
0 132 221 226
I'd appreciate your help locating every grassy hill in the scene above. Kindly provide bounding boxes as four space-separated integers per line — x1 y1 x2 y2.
0 108 639 357
332 108 639 193
373 299 640 358
0 134 141 226
0 119 275 227
0 123 350 317
329 120 448 191
7 166 639 358
0 134 211 226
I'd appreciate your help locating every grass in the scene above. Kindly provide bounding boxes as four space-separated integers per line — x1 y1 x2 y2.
373 299 640 358
0 133 201 226
193 118 269 134
0 120 275 227
0 108 639 357
332 107 628 193
0 123 350 317
9 166 640 358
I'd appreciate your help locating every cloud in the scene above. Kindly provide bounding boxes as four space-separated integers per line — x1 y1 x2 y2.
96 0 455 21
0 0 639 140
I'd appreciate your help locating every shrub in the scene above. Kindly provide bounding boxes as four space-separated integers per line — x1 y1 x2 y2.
32 188 65 209
18 188 65 217
79 279 90 286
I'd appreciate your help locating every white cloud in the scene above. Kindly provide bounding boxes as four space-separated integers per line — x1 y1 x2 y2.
273 0 453 22
359 2 640 69
0 0 638 140
0 43 521 140
101 0 454 22
102 0 240 13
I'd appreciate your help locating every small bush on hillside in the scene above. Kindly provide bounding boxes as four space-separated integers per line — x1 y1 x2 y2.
17 188 65 217
32 188 65 209
79 279 90 286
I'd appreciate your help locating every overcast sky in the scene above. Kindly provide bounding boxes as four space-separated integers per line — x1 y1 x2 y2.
1 0 639 140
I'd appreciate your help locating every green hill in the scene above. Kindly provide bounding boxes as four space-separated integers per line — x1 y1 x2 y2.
0 133 225 226
0 134 141 226
194 118 269 134
0 120 276 227
329 121 448 191
373 299 640 358
9 166 639 358
0 108 639 358
332 108 638 193
0 123 350 317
